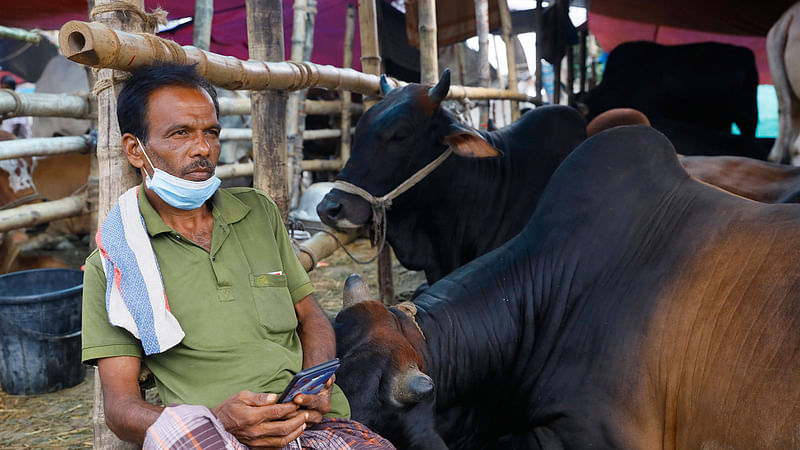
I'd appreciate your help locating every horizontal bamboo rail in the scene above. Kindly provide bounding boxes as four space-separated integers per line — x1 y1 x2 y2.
59 20 534 102
216 157 344 178
220 127 346 141
0 90 92 119
0 135 91 160
0 193 87 233
297 231 358 272
0 26 40 43
0 92 359 119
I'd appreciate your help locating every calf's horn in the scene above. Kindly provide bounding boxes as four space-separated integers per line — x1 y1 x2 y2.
343 273 373 308
427 68 451 104
391 367 434 405
380 74 393 95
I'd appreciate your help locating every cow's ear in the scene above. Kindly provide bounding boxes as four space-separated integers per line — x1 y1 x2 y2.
444 123 503 158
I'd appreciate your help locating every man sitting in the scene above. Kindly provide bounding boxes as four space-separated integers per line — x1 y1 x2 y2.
82 63 393 449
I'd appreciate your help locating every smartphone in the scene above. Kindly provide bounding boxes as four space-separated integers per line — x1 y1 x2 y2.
277 358 340 403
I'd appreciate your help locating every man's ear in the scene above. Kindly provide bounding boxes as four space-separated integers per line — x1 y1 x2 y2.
443 122 503 158
122 133 145 169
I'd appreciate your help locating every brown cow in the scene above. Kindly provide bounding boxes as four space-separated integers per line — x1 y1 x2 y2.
334 126 800 449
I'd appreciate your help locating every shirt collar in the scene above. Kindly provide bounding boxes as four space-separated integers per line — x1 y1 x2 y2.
137 184 251 237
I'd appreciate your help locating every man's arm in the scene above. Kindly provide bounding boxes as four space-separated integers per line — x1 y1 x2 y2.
97 356 164 444
294 294 336 368
292 294 336 423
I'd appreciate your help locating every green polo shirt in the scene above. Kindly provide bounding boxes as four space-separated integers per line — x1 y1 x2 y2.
82 186 349 417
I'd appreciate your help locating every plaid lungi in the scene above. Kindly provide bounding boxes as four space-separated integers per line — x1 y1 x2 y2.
143 404 396 450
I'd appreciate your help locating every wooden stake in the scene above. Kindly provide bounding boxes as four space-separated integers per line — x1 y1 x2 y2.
578 28 587 95
357 0 382 108
340 3 356 164
474 0 490 128
534 1 543 104
497 0 519 121
417 0 438 84
247 0 290 218
193 0 214 51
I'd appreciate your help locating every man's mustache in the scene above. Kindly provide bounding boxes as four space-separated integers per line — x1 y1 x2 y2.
181 158 215 175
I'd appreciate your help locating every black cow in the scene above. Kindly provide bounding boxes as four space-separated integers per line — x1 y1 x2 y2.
317 70 586 284
580 41 759 138
334 126 800 449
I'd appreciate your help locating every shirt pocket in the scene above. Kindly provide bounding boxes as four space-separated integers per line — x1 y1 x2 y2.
250 273 298 333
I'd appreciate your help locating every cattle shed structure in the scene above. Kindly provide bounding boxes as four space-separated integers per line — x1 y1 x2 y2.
2 0 800 447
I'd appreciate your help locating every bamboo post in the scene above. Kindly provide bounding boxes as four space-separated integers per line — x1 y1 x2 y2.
89 1 150 448
0 26 40 43
417 0 438 84
193 0 214 51
0 90 92 118
474 0 490 128
58 21 534 101
578 28 587 95
339 3 356 164
358 0 382 108
286 0 308 210
566 38 575 105
356 0 392 303
497 0 519 121
246 0 290 217
534 1 543 104
296 231 358 271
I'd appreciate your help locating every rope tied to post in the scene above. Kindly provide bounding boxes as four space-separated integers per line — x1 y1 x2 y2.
89 2 168 33
0 88 23 121
331 146 454 262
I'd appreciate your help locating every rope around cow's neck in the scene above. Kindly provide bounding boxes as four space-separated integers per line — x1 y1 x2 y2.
331 147 454 264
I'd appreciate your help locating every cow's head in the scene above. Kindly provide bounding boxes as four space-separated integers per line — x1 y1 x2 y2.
317 69 501 233
334 274 447 449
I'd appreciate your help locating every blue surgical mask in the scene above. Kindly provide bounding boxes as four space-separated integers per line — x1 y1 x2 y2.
137 137 221 210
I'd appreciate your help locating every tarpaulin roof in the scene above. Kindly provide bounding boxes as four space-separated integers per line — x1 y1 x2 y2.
2 0 797 85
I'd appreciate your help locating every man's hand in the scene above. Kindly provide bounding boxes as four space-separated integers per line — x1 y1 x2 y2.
212 390 309 448
291 376 334 425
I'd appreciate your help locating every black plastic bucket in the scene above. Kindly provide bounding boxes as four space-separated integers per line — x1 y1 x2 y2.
0 268 85 395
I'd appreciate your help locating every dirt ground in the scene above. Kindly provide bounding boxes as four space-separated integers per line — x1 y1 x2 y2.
0 237 424 449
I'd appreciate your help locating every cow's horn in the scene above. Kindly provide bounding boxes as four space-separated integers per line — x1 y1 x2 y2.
427 68 451 104
380 74 393 95
391 367 434 405
343 273 373 308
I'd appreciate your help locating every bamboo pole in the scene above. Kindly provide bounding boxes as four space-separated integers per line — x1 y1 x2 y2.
215 158 344 178
286 0 308 211
58 20 534 102
497 0 519 122
0 194 87 234
91 2 151 447
246 0 290 217
474 0 490 129
417 0 438 84
297 231 358 272
566 38 575 105
0 91 362 119
0 90 92 118
220 127 346 141
534 1 543 104
340 3 356 164
0 136 91 160
357 0 382 109
0 26 40 43
193 0 214 51
578 28 587 95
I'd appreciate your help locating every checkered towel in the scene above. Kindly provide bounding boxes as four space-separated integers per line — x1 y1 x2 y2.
96 186 184 355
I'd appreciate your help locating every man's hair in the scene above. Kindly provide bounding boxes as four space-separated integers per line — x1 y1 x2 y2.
117 63 219 143
1 75 17 90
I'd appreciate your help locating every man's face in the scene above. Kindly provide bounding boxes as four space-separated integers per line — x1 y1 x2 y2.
142 85 221 181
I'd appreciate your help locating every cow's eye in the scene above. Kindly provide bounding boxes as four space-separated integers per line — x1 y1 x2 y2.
389 129 412 142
